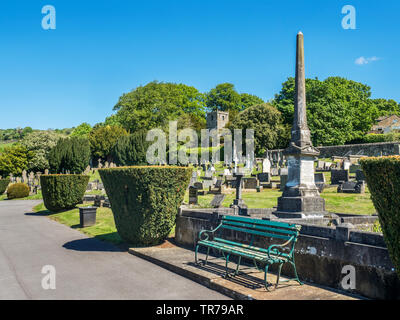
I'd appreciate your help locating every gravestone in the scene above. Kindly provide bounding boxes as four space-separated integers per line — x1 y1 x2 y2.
194 182 203 190
343 160 351 170
243 177 258 189
189 186 198 205
257 172 270 184
279 167 288 176
22 170 27 183
314 173 326 193
324 162 332 170
44 169 49 175
270 167 279 176
317 160 325 170
211 194 225 208
338 181 365 194
279 174 288 191
331 169 349 185
262 158 271 173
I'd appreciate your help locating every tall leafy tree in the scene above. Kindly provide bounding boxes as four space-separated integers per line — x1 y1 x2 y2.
70 123 92 138
0 145 33 176
230 103 290 156
48 137 90 174
20 131 61 172
272 76 383 146
89 125 128 161
113 81 206 132
112 131 150 166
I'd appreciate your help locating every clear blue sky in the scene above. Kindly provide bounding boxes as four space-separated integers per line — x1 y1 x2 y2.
1 0 399 130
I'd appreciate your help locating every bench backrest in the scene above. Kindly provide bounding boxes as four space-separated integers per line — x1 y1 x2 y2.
218 215 301 247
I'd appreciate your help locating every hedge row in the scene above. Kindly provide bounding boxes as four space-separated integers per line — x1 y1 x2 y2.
0 178 10 194
99 166 192 246
7 183 29 199
40 174 89 212
360 156 400 278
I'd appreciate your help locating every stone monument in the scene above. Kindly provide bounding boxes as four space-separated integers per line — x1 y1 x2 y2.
275 32 325 218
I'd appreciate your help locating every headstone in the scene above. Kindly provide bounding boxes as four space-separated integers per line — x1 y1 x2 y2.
104 161 109 169
189 186 198 205
257 173 270 184
324 162 332 170
338 181 365 194
343 160 351 170
22 170 27 183
317 160 325 170
243 177 258 189
331 169 349 185
279 174 288 191
98 159 103 169
279 167 288 176
211 194 226 208
44 169 49 175
314 173 326 193
270 167 279 176
194 182 203 190
262 158 271 173
84 166 91 175
223 168 230 176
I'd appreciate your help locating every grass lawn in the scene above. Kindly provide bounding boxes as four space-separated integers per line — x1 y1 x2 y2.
0 191 43 201
185 186 376 215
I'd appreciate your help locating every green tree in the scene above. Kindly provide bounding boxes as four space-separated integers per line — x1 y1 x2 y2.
240 93 265 109
48 137 91 174
0 144 33 176
112 131 150 166
89 125 128 161
70 123 92 138
113 81 206 132
371 99 400 117
20 131 61 172
230 103 289 156
206 83 242 112
272 76 379 146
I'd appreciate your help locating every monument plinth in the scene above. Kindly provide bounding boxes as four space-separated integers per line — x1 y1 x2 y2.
275 32 326 219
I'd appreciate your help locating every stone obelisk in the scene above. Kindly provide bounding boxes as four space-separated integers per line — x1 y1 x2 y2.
275 32 325 218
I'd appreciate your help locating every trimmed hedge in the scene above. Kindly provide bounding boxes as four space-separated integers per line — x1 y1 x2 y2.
360 156 400 278
99 166 192 246
7 183 29 199
40 174 89 212
0 178 10 195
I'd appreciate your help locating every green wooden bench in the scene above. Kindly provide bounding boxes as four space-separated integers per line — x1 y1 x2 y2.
195 215 302 291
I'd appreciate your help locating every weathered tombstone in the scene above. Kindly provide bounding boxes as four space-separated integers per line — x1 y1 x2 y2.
331 169 349 185
343 160 351 170
262 158 271 173
270 167 279 176
194 182 203 190
257 172 270 184
324 162 332 170
243 177 258 189
44 169 49 175
29 172 35 180
355 169 366 182
279 167 288 176
84 166 91 175
223 168 230 176
188 186 198 205
22 170 27 183
338 181 365 194
314 173 326 193
211 194 226 208
98 159 103 169
317 160 325 170
279 174 288 191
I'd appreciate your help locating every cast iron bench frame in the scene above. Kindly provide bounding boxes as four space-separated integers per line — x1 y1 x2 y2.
195 215 302 291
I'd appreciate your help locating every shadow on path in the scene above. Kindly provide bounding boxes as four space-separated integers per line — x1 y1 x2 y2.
63 237 126 252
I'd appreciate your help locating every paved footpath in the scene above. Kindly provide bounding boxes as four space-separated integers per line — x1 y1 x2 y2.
0 200 228 300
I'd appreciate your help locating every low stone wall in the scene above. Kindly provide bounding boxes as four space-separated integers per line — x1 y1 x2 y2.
268 142 400 160
175 208 400 299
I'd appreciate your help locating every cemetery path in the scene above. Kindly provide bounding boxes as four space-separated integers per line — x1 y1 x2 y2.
0 200 229 300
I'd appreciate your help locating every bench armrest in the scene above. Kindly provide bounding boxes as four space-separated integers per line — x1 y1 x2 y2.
266 236 295 259
198 224 222 242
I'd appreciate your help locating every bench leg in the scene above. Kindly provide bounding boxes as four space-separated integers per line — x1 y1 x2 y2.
275 263 283 289
195 244 199 264
224 254 231 278
234 256 242 276
264 264 271 291
204 247 210 265
291 261 303 285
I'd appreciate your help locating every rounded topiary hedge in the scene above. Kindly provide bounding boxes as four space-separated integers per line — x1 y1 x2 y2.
7 183 30 199
40 174 89 212
360 156 400 278
99 166 192 246
0 178 10 195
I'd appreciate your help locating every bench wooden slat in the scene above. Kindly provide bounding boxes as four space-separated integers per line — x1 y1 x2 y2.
214 237 290 259
220 224 292 241
222 215 298 230
221 220 298 236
